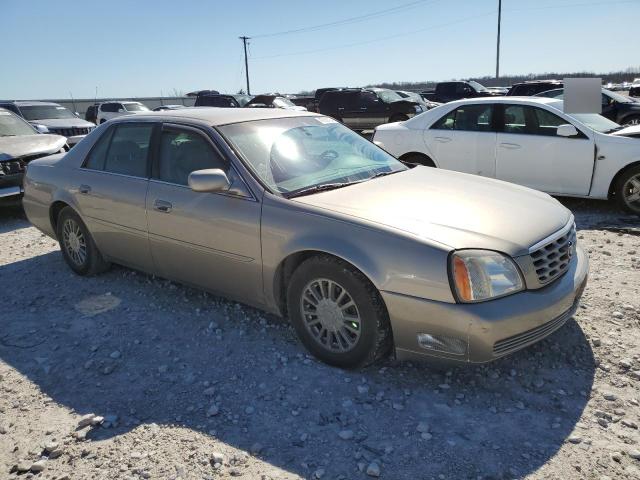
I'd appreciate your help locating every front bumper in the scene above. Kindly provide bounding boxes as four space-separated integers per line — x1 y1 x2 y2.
0 173 24 198
382 245 589 364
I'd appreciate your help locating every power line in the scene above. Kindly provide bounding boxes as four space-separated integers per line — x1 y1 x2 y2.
252 11 496 60
505 0 639 12
250 0 439 39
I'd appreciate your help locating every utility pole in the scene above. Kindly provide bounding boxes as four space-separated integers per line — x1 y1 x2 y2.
239 36 251 95
495 0 502 79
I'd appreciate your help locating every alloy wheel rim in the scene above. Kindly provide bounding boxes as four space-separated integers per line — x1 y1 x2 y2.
62 219 87 266
300 278 361 352
623 174 640 211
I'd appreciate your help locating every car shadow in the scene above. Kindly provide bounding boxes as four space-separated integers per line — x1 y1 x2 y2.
1 250 595 479
0 200 29 234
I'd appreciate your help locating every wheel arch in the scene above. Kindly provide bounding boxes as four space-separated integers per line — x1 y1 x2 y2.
272 249 386 319
607 160 640 199
398 151 437 167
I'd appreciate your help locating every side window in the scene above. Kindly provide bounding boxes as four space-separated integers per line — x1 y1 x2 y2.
103 124 153 177
432 105 493 132
532 107 567 136
84 126 115 170
156 128 227 186
503 105 527 134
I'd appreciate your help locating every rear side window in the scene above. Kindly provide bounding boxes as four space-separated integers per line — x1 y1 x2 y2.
502 105 568 136
156 127 227 186
431 104 493 132
84 123 153 177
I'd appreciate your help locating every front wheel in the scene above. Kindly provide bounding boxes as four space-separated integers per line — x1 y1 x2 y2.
622 115 640 126
614 165 640 215
287 256 392 368
57 207 110 275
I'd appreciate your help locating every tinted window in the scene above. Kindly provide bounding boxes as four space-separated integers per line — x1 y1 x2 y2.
432 104 493 132
103 124 153 176
100 103 117 113
156 128 226 186
84 127 115 170
503 105 568 136
0 104 21 115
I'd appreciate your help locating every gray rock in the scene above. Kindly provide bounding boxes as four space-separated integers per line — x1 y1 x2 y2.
338 429 354 440
568 435 583 444
109 350 122 359
602 392 617 401
206 405 220 417
416 422 430 433
77 413 97 428
211 452 224 464
30 460 47 472
366 461 381 477
628 449 640 460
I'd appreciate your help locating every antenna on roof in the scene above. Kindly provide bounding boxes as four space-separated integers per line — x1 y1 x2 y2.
69 91 77 113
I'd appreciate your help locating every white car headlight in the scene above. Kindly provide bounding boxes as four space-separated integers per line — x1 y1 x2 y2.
450 250 524 303
414 105 423 113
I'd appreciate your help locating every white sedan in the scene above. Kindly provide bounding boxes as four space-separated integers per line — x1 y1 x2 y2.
373 97 640 214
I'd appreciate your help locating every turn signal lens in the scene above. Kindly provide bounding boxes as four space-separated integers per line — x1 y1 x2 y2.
453 255 472 302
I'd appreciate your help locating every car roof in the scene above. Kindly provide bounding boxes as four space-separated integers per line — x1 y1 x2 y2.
2 101 62 107
130 107 320 125
445 96 561 106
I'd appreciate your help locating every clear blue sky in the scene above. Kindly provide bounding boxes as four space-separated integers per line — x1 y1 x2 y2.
2 0 639 99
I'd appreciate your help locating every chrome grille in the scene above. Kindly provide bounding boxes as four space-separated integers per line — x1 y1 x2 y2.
530 224 576 285
47 126 93 137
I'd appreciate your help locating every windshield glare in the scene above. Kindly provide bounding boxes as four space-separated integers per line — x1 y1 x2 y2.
124 103 149 112
20 105 76 120
273 98 295 108
219 117 406 195
569 112 621 133
468 81 488 92
0 111 37 136
375 89 403 103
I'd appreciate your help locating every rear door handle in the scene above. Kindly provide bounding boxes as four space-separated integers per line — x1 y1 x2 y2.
153 200 172 213
434 136 452 143
79 184 91 194
499 142 521 149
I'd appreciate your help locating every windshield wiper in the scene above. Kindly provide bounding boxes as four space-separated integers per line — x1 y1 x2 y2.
285 182 358 198
605 126 626 134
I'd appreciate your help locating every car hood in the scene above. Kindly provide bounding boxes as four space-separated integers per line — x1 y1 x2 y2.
611 124 640 138
293 167 572 256
29 118 95 128
0 134 67 162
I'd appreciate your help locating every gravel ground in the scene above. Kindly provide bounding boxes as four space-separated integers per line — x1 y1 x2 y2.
1 198 639 480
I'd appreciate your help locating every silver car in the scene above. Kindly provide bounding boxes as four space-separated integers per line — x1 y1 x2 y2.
23 108 589 368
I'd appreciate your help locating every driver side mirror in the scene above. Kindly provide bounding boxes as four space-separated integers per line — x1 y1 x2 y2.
556 124 579 138
188 169 231 193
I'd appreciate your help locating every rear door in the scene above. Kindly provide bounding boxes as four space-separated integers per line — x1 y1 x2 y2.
495 104 594 195
338 92 362 129
423 103 497 177
146 123 263 304
75 121 156 270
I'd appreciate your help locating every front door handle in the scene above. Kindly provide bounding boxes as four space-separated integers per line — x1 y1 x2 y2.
153 200 172 213
434 136 452 143
79 184 91 194
499 142 521 149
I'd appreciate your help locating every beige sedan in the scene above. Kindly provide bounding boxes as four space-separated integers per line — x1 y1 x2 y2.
23 108 588 368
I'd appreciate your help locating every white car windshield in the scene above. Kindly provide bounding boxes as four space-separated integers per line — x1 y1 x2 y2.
124 103 149 112
0 110 38 136
219 116 406 196
568 112 621 133
20 105 77 120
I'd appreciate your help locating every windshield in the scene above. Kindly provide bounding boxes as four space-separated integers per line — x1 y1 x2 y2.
0 110 37 136
234 95 252 107
569 112 621 133
375 89 403 103
124 103 149 112
468 81 488 92
219 116 406 195
273 97 295 108
20 105 76 120
604 89 633 103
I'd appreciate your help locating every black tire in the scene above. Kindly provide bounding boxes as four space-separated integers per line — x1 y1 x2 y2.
401 153 435 168
57 207 110 275
622 115 640 126
287 255 392 368
614 165 640 215
389 114 409 123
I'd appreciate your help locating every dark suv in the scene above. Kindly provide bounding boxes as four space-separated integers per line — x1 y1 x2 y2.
507 80 563 96
194 93 252 108
318 88 424 131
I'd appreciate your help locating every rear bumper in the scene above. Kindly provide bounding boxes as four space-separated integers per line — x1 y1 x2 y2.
383 245 589 364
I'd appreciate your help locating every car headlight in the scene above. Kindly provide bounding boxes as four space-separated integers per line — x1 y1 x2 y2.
414 105 423 113
450 250 524 303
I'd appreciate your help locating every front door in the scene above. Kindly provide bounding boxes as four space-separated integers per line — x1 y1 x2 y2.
146 123 263 304
74 121 156 271
495 104 594 195
424 103 497 177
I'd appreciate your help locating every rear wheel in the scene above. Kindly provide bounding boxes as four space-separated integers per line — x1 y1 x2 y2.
614 165 640 215
57 207 110 275
287 256 392 368
389 114 409 123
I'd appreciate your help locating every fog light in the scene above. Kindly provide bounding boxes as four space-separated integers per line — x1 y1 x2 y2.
417 333 467 355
